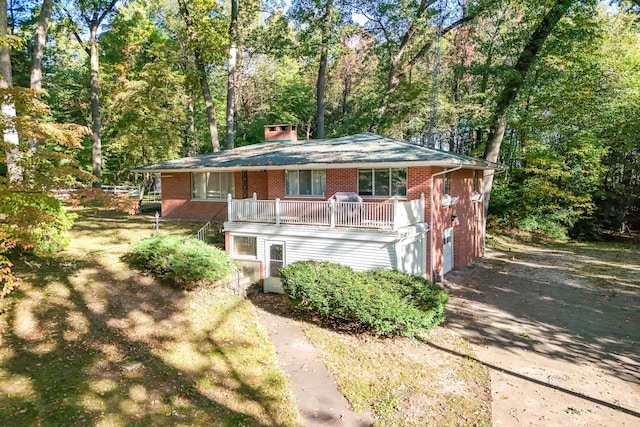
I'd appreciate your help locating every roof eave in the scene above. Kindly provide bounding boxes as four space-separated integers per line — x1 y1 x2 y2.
132 159 502 174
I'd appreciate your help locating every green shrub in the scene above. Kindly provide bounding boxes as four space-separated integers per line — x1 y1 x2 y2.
126 235 234 289
280 261 448 337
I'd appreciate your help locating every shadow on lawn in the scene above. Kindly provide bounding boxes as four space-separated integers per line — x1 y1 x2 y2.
0 254 287 426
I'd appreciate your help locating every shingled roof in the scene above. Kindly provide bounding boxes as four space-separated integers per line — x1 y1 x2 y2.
132 132 503 173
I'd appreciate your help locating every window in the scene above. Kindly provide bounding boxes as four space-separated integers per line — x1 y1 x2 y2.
472 170 477 192
285 170 326 196
358 168 406 197
268 243 284 278
192 172 234 200
442 174 450 195
233 236 257 257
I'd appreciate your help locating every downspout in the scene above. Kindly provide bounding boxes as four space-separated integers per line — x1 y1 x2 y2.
429 162 462 283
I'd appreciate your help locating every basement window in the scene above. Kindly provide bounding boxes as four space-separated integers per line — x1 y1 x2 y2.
192 172 235 200
233 235 257 257
285 170 326 196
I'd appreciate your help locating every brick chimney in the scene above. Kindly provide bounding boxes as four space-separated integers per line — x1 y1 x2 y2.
264 124 298 142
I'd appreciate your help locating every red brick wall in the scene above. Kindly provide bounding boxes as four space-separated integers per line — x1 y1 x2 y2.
267 170 285 199
326 168 358 196
405 167 484 279
224 231 231 255
426 168 485 278
248 171 269 199
160 172 232 221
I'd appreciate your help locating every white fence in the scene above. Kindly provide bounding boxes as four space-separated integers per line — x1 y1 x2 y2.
228 194 425 230
102 185 141 197
52 184 151 200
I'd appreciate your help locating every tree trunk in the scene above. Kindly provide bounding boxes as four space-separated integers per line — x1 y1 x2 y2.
0 0 21 183
177 0 220 152
314 0 333 139
482 0 575 217
186 99 199 155
225 0 238 149
27 0 52 158
89 23 102 184
30 0 52 91
197 57 220 152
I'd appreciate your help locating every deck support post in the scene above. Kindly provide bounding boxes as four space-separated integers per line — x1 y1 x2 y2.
393 196 399 230
420 193 425 222
227 193 233 221
275 198 281 225
330 198 335 227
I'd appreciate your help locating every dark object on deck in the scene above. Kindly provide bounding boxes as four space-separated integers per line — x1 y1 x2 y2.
329 192 363 203
329 192 364 226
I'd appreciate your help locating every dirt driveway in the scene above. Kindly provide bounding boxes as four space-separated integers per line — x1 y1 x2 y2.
443 236 640 426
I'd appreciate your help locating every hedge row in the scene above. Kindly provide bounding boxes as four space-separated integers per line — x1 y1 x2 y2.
126 235 234 289
280 261 448 337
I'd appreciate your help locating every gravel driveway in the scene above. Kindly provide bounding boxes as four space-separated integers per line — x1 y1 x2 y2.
443 237 640 426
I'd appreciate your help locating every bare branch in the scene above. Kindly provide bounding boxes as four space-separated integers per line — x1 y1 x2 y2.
97 0 120 26
62 6 89 54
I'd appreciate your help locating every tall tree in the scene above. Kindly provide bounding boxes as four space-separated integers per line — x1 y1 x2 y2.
225 0 237 149
290 0 346 139
0 0 21 183
30 0 52 91
177 0 223 152
100 1 189 181
354 0 485 132
314 0 333 138
27 0 53 156
64 0 120 185
482 0 576 215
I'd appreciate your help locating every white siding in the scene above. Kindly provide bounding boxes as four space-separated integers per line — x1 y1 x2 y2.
396 236 426 277
284 236 396 271
226 223 429 281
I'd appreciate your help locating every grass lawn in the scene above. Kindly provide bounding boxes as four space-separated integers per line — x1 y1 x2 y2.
0 208 299 426
300 324 491 426
487 232 640 293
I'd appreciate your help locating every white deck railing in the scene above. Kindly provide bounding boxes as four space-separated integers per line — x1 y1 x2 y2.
227 193 425 230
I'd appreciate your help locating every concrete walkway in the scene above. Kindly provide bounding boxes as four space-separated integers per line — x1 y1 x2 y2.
255 299 375 426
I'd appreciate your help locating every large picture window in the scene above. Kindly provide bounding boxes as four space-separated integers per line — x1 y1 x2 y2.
192 172 234 200
358 168 406 197
285 170 326 196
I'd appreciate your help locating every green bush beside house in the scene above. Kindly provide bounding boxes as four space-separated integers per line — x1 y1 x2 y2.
125 235 234 289
280 261 448 337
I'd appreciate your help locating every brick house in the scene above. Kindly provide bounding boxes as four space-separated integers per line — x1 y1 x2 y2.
134 125 502 291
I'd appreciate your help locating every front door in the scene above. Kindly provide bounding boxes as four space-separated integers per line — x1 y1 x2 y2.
264 241 285 293
443 227 454 274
